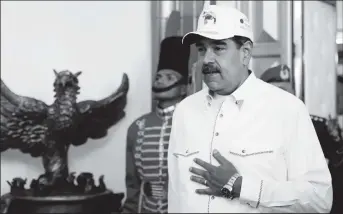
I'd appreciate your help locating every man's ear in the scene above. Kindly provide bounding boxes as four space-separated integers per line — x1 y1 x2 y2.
241 41 253 66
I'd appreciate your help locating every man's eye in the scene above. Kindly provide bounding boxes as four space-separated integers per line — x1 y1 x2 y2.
197 47 205 52
214 47 225 51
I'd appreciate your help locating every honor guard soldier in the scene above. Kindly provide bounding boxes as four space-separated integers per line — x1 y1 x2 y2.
122 36 190 213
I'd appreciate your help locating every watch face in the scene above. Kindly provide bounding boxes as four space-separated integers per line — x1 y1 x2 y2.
221 187 231 198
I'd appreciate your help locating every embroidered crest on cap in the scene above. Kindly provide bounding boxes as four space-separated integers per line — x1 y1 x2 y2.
239 17 251 30
280 65 290 80
202 11 216 25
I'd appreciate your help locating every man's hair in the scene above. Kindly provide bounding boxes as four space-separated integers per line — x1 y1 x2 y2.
231 36 253 49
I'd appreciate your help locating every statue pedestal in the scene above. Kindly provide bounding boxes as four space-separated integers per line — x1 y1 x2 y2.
3 190 123 214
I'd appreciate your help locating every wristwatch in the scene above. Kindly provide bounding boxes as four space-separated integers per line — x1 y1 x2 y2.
221 173 241 199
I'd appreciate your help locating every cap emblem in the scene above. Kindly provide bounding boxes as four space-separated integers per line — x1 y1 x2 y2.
202 11 216 25
280 65 290 80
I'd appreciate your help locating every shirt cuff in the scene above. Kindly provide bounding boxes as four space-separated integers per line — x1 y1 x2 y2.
239 177 263 208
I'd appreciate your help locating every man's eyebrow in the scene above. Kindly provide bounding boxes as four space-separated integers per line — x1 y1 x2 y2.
195 40 227 47
211 41 227 46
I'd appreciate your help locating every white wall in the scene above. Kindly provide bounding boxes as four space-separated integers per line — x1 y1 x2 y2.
337 1 342 31
303 1 337 118
0 1 152 195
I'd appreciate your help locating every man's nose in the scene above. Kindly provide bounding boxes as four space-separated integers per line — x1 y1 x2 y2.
203 49 215 64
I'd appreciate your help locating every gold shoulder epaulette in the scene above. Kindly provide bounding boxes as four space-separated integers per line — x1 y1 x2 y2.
310 115 325 122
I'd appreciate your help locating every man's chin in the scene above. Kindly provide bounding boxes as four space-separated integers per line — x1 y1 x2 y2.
205 81 220 91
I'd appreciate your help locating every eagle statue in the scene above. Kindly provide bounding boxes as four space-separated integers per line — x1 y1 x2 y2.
0 69 129 196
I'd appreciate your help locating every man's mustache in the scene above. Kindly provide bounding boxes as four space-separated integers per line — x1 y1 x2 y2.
202 63 221 75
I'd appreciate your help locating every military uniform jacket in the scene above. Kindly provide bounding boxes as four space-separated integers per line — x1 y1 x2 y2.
310 115 342 165
122 105 176 214
310 115 343 214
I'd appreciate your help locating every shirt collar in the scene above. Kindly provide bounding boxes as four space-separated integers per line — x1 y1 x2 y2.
156 104 176 119
205 71 257 107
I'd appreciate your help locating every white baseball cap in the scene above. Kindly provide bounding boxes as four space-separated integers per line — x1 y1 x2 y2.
182 5 254 45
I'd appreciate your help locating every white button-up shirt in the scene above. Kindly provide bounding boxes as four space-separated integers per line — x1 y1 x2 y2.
167 72 332 213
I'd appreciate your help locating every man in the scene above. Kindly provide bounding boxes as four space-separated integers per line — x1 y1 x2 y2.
261 64 343 214
167 5 333 213
122 36 190 213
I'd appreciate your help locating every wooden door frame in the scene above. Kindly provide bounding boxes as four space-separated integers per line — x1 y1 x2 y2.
150 1 160 110
293 0 304 101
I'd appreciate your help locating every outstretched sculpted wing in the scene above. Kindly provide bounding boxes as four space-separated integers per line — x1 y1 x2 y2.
72 73 129 146
0 79 49 157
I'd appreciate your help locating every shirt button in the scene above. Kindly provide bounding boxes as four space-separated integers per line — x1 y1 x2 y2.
242 149 246 153
219 113 223 117
211 195 215 200
215 132 219 136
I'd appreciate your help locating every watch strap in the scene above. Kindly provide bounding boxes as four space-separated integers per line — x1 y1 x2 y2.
221 173 241 199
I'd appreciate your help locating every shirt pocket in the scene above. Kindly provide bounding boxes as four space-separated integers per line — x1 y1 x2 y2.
229 146 274 158
172 149 200 159
172 148 200 172
171 148 201 192
228 145 283 178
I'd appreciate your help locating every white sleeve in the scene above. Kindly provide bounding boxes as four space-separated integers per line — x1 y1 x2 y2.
239 102 333 213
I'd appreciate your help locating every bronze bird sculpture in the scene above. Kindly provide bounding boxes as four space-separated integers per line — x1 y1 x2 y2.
0 69 129 195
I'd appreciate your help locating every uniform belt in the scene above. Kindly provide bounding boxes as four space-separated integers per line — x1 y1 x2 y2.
143 182 168 199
